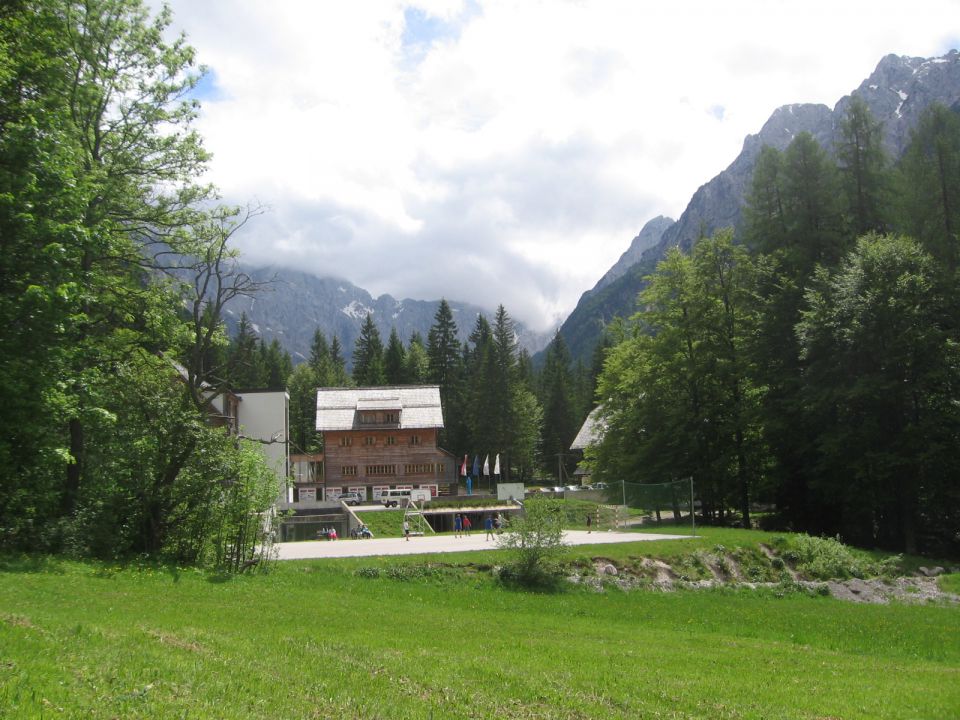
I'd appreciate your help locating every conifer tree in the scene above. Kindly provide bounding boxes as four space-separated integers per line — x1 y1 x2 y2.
404 332 429 384
898 103 960 273
352 314 386 386
837 95 889 236
227 314 263 388
329 335 350 386
427 299 460 387
384 328 407 384
539 332 577 480
427 300 464 449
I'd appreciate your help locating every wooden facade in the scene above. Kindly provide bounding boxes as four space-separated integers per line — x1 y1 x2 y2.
316 386 456 501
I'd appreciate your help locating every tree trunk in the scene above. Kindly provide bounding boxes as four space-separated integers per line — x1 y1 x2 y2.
63 418 83 514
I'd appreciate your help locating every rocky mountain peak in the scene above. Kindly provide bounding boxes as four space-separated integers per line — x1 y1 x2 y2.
552 49 960 364
589 215 675 295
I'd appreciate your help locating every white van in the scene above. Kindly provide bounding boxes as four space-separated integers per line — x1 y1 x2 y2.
380 488 432 507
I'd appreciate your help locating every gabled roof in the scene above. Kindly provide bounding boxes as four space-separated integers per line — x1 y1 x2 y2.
356 396 402 411
570 405 606 450
316 385 444 431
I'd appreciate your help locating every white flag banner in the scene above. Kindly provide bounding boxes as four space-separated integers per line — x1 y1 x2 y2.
483 454 490 476
493 454 500 475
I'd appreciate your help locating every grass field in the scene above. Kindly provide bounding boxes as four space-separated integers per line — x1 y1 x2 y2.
1 530 958 719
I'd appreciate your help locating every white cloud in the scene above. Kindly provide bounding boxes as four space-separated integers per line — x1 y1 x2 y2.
158 0 960 331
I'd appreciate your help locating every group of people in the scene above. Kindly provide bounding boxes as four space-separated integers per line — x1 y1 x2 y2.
452 513 473 537
453 512 508 540
317 526 338 541
483 513 504 540
350 524 373 539
397 512 507 541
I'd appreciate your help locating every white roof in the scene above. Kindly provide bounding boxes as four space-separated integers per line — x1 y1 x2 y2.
570 405 606 450
356 396 402 410
316 385 444 431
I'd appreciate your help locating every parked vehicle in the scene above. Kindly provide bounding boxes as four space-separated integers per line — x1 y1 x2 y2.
339 492 364 506
379 488 431 507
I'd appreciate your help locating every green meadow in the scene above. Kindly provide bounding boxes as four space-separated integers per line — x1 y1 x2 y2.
1 530 958 719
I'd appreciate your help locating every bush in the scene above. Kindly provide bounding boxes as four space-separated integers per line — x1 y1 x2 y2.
782 535 902 580
497 498 566 589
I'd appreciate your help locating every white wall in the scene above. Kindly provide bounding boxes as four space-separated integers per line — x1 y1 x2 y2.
236 391 289 504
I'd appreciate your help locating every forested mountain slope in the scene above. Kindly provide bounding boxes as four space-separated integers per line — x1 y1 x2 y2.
556 51 960 362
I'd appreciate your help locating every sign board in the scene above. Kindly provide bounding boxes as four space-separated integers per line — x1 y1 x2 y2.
497 483 525 502
410 488 432 503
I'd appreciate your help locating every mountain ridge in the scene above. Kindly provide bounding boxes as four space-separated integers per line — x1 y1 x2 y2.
223 265 553 367
553 50 960 363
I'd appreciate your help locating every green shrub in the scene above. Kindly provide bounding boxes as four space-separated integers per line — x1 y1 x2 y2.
938 573 960 594
383 564 446 582
497 498 566 589
673 553 713 582
781 535 902 580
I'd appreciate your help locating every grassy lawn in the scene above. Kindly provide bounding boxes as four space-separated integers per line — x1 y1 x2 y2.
941 573 960 594
1 534 958 719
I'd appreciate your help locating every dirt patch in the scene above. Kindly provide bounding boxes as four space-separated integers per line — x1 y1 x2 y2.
568 552 960 605
143 627 205 653
823 577 954 605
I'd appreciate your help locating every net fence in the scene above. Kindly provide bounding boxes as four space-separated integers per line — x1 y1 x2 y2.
613 478 696 534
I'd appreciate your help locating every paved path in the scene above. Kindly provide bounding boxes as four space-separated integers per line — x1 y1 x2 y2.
275 529 690 560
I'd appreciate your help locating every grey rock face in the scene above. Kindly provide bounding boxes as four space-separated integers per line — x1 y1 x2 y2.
224 266 552 367
555 50 960 362
649 50 960 266
590 215 675 293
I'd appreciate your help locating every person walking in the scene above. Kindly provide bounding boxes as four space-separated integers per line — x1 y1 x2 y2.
403 519 410 541
586 513 592 533
484 515 494 541
463 515 472 535
454 513 462 538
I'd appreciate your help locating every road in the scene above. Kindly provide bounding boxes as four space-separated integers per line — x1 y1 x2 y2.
275 529 690 560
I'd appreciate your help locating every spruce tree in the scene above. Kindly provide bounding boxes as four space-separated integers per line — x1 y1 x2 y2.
404 332 429 384
836 95 889 236
898 103 960 273
329 335 350 386
539 332 577 481
384 328 407 384
352 314 386 386
427 299 460 387
427 299 464 449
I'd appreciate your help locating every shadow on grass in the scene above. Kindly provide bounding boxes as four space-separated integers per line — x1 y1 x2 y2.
206 572 235 584
0 554 67 575
495 564 567 594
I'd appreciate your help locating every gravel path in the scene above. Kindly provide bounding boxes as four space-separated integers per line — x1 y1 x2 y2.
275 529 691 560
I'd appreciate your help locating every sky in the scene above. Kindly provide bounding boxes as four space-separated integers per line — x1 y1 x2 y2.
158 0 960 332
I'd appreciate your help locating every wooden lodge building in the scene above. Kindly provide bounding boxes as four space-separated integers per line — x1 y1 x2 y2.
313 385 457 502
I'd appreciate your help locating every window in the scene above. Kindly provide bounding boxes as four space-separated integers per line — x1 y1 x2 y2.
386 436 396 446
404 463 435 475
363 436 375 446
385 412 398 424
409 435 420 446
365 465 396 476
341 466 357 476
339 436 352 447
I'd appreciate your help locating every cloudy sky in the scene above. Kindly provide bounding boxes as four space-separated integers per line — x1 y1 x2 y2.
159 0 960 332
